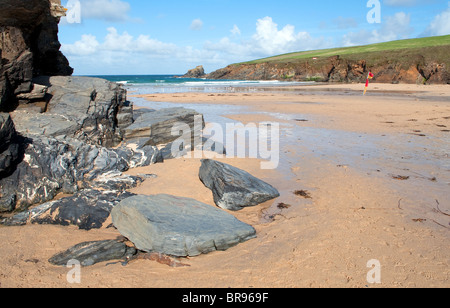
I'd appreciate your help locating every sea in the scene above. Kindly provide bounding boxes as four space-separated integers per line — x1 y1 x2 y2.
88 74 311 95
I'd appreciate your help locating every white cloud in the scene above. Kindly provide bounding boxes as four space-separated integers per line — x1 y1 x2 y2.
61 34 99 56
80 0 130 22
333 17 358 29
63 27 178 56
60 0 131 23
190 19 204 31
381 12 414 40
384 0 420 6
203 17 330 60
250 17 328 57
422 3 450 36
61 27 211 74
342 12 413 46
61 17 334 74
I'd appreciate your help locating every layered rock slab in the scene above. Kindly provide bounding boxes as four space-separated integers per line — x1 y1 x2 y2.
48 240 136 267
111 194 256 257
199 159 280 211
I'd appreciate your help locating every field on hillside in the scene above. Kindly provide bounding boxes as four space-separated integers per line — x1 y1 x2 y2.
240 35 450 66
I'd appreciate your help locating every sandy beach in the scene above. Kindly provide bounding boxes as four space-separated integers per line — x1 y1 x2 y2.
1 83 449 288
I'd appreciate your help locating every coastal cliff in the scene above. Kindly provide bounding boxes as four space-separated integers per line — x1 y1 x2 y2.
206 38 450 85
0 0 73 112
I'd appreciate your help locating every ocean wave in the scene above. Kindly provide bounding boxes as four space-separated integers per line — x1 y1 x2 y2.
182 80 281 86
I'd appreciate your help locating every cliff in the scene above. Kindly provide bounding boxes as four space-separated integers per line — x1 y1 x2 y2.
0 0 73 112
206 37 450 85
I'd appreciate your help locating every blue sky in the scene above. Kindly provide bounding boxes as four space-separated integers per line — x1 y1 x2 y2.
58 0 450 75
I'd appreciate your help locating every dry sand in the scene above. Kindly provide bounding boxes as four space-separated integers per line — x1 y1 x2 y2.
1 83 449 288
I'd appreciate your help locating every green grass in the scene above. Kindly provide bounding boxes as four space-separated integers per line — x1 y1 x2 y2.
238 35 450 65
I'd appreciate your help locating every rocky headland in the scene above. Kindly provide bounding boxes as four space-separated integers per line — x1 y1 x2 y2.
203 38 450 84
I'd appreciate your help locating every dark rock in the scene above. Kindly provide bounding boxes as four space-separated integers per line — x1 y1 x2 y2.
183 65 206 78
124 107 205 146
48 240 136 267
1 189 136 230
25 76 128 147
0 0 73 112
199 159 280 211
16 83 48 101
0 113 21 178
111 194 257 257
0 134 160 213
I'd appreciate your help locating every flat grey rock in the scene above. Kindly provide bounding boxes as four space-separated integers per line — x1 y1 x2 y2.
111 194 256 257
48 240 136 267
199 159 280 211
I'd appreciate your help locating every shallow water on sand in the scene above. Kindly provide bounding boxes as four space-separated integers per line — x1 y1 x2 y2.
133 95 449 184
132 93 450 226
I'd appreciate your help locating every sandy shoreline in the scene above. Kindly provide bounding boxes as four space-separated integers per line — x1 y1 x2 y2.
1 83 449 288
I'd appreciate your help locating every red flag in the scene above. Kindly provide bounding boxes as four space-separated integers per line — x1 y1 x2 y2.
364 72 374 95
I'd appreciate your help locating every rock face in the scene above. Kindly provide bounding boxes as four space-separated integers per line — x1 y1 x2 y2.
0 73 157 213
0 0 73 112
12 76 129 147
111 194 257 257
199 159 280 211
183 65 206 78
49 240 136 267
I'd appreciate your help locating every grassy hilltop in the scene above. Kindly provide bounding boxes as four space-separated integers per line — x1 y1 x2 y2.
239 35 450 65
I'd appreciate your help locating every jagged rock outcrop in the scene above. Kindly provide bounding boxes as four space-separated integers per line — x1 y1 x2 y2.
0 112 22 177
12 76 129 147
183 65 206 78
0 0 73 112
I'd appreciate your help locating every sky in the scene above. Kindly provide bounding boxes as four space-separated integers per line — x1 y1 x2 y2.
58 0 450 75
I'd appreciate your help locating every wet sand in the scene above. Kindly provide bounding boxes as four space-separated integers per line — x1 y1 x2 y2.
1 83 449 288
